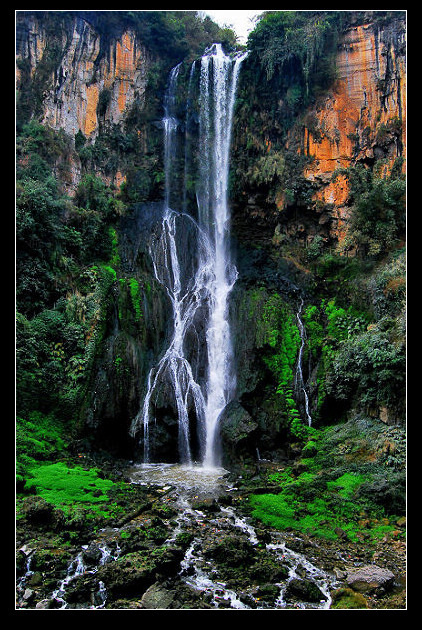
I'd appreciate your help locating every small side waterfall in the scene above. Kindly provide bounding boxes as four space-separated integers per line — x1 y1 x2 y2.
130 44 247 467
295 298 312 427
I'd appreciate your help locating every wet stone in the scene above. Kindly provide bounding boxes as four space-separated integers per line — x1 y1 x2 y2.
284 578 328 603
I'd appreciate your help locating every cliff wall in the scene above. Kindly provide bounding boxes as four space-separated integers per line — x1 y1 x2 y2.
297 20 406 250
231 13 406 254
16 13 157 193
16 14 153 139
16 13 406 243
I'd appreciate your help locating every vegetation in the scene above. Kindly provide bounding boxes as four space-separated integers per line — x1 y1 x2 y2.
23 462 116 516
247 11 345 96
333 159 406 258
16 10 405 571
249 420 405 542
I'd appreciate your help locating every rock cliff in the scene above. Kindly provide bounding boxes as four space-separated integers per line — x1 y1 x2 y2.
16 12 406 244
230 13 406 253
16 14 153 140
17 13 158 194
297 19 406 250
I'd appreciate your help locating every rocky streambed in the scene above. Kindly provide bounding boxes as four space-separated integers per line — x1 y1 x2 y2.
16 461 406 610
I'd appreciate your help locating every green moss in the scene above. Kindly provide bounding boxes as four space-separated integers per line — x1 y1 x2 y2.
326 472 367 498
23 462 120 519
330 588 368 609
128 277 142 321
249 426 404 543
101 265 117 281
16 412 67 483
255 292 311 439
261 294 301 389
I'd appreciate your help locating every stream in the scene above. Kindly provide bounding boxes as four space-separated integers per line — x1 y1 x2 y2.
17 464 343 610
129 464 337 609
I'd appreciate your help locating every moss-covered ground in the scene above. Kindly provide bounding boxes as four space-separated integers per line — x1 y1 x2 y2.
247 419 406 545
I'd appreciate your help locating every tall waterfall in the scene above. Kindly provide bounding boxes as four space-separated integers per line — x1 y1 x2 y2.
130 44 247 467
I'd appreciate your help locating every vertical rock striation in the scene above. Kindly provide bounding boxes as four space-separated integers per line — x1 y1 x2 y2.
295 19 406 249
16 14 153 140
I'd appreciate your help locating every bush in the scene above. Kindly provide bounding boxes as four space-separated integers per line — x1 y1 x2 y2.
325 329 405 410
336 160 405 257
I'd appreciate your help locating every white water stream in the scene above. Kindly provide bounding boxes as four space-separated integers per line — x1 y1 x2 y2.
130 44 247 467
129 463 337 609
17 464 339 610
295 298 312 426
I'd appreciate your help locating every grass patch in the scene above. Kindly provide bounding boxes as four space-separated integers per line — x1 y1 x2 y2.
326 472 367 498
23 461 122 519
249 427 404 543
16 412 68 484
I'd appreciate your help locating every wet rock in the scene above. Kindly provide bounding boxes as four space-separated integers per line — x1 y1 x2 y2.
82 543 103 566
254 583 280 604
22 588 35 602
334 527 348 540
109 599 143 609
333 567 347 580
95 552 157 600
346 565 395 594
21 497 55 526
35 599 54 609
64 574 98 606
203 535 255 567
203 534 289 588
191 497 219 513
28 572 43 587
16 549 29 577
284 578 328 603
140 582 176 609
255 528 272 545
220 401 258 451
96 545 185 601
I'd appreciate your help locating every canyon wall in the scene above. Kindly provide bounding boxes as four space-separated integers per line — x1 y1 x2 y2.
16 14 153 139
297 20 406 250
16 13 406 246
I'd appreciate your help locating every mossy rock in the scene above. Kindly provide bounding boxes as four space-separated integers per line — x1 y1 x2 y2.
330 587 369 609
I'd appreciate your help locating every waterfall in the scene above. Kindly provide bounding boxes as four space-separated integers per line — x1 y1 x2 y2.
130 44 247 467
198 44 247 467
295 298 312 427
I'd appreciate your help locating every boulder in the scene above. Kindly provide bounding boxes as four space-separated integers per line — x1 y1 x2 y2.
284 578 328 603
220 401 258 445
346 565 395 593
140 582 175 609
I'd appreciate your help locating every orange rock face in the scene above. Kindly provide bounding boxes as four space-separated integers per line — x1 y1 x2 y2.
289 21 406 250
16 15 153 192
16 17 151 141
84 84 100 137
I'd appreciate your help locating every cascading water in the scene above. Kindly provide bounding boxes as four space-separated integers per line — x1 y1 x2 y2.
197 44 247 467
295 298 312 426
130 44 247 467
